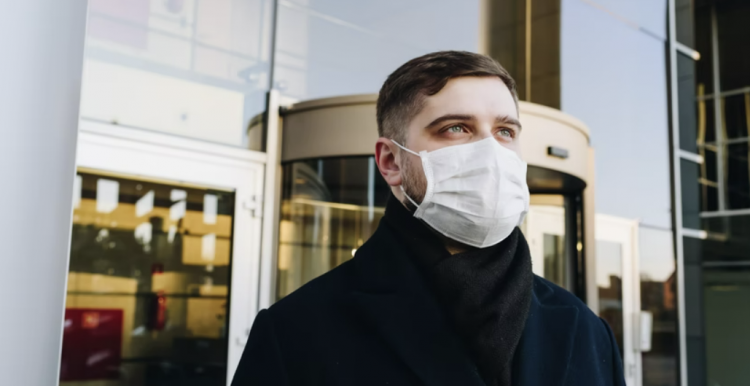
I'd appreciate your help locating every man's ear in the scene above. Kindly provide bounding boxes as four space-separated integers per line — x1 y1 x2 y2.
375 138 402 187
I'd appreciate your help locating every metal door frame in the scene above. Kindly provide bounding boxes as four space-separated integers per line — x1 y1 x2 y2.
596 214 642 386
74 118 267 384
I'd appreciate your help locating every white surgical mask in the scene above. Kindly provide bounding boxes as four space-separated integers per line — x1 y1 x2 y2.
393 137 530 248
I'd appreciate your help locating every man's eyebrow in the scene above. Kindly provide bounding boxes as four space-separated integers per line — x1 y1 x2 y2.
424 114 475 129
497 116 523 131
423 114 523 131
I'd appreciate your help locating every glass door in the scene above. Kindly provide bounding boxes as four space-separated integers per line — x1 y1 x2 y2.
595 214 642 386
62 121 265 386
523 202 568 288
523 194 582 292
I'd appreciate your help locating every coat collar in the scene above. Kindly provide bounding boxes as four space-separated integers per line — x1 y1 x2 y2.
348 223 578 386
349 224 485 386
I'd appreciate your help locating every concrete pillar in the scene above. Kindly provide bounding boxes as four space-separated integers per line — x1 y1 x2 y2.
0 1 88 384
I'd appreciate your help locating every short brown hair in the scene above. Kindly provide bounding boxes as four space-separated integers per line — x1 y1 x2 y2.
376 51 518 143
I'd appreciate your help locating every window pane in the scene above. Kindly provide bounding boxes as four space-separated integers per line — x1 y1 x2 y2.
704 268 750 386
717 1 750 92
723 94 749 140
274 0 478 101
681 159 702 229
597 240 624 360
675 0 694 47
80 0 274 147
700 148 719 212
678 53 698 153
727 142 750 209
694 3 713 93
486 0 525 99
689 216 750 264
486 0 561 108
278 157 390 299
697 95 715 146
639 227 678 386
521 198 576 292
561 0 672 229
62 172 235 385
543 233 566 288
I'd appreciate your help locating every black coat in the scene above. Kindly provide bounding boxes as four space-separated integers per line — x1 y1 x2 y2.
232 221 626 386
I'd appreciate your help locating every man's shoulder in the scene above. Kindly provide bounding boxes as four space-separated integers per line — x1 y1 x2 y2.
532 275 607 328
269 258 356 317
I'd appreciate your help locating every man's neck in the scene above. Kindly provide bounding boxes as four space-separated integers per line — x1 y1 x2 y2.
398 198 474 255
435 231 475 255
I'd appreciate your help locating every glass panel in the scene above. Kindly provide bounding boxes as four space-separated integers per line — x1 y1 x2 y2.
521 196 571 291
678 53 698 153
704 268 750 386
697 90 715 149
699 148 720 212
717 1 750 92
273 0 478 101
695 3 713 94
639 227 678 386
693 215 750 264
703 146 718 182
80 0 274 147
486 0 561 108
723 94 749 140
681 158 702 229
561 0 672 229
486 0 526 99
596 240 624 359
543 233 566 288
278 157 391 299
727 142 750 209
675 0 694 47
61 172 234 385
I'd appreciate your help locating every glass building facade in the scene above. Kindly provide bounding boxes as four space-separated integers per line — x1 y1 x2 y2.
561 2 679 385
671 0 750 385
487 1 679 384
61 1 482 385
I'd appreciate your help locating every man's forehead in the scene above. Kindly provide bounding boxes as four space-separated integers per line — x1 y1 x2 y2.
420 77 518 119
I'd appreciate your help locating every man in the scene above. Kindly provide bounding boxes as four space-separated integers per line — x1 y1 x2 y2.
232 51 625 386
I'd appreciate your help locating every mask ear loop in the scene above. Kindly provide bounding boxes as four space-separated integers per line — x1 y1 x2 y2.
391 140 420 156
400 186 420 208
391 140 422 209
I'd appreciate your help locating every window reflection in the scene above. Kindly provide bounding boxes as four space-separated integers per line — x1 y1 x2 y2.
704 268 750 386
274 0 478 101
543 234 566 288
277 158 389 299
639 227 678 386
61 172 234 385
80 0 274 147
596 240 624 359
521 197 571 291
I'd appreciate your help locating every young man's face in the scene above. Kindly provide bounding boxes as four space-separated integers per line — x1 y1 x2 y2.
377 76 521 204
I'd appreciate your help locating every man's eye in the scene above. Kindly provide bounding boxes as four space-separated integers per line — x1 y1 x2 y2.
499 128 514 138
447 125 463 133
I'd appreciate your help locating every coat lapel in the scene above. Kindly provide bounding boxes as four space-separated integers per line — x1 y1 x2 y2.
512 277 579 386
348 225 485 386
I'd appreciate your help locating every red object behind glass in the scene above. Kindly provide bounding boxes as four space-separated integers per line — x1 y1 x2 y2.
147 291 167 331
60 309 123 381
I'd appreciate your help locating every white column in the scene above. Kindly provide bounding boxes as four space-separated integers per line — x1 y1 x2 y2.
0 1 88 385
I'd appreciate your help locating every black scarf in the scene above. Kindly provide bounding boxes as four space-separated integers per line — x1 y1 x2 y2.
382 196 533 386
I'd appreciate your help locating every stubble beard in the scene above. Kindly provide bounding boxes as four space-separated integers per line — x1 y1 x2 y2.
400 155 427 211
